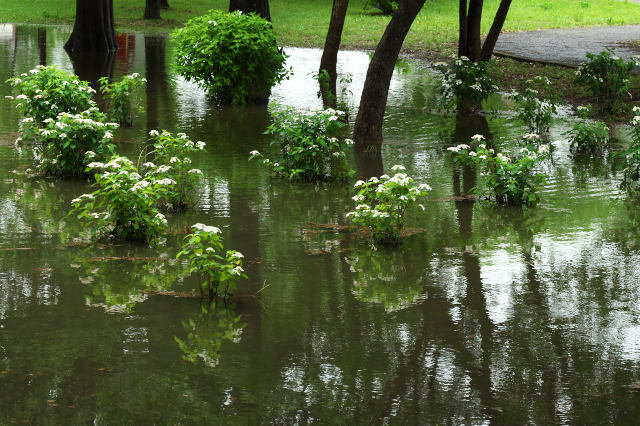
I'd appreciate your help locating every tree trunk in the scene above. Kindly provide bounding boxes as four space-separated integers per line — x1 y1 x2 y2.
465 0 483 61
319 0 350 109
38 28 46 66
458 0 467 58
143 0 162 20
229 0 271 21
64 0 118 52
161 0 170 9
353 0 426 149
479 0 512 61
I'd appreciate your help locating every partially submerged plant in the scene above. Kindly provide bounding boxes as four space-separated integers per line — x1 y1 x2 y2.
141 130 206 208
621 107 640 191
6 65 96 133
177 224 246 299
250 103 354 181
30 108 118 177
69 155 171 241
434 57 500 114
172 10 291 105
574 48 637 111
509 75 559 134
347 165 431 245
98 73 146 126
449 134 550 205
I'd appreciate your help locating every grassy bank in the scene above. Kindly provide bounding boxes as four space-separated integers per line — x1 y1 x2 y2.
2 0 640 54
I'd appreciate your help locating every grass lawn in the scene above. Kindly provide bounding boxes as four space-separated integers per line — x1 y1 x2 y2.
1 0 639 117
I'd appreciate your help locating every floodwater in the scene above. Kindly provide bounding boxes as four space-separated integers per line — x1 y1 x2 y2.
1 24 640 425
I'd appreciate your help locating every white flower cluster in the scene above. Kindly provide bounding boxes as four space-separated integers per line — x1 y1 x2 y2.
192 223 221 233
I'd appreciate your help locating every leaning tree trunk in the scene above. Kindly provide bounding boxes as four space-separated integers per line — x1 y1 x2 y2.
161 0 170 9
229 0 271 21
479 0 512 61
319 0 350 109
144 0 162 20
64 0 118 52
353 0 426 149
465 0 483 61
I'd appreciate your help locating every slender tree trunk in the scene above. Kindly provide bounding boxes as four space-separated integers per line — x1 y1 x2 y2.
466 0 483 61
229 0 271 21
479 0 512 61
38 28 46 66
64 0 118 52
143 0 162 20
458 0 468 58
319 0 350 109
353 0 426 149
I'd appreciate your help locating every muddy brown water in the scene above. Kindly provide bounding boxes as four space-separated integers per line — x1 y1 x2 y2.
1 25 640 425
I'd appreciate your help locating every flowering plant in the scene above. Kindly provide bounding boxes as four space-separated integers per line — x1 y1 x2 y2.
574 48 637 109
620 107 640 191
434 57 499 113
172 10 291 105
32 108 118 177
565 119 610 154
98 73 146 126
177 224 246 299
509 75 559 134
448 134 550 205
141 130 206 208
347 165 431 245
250 103 354 181
6 65 95 133
69 155 171 241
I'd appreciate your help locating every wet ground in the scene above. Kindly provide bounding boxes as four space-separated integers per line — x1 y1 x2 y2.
494 25 640 66
1 25 640 425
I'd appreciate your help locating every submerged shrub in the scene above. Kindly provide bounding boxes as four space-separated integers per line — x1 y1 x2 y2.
141 130 206 208
574 48 637 110
250 103 354 181
509 76 559 134
98 73 146 126
177 224 246 299
449 134 550 205
347 166 431 245
172 10 290 105
621 107 640 191
435 57 499 113
70 155 172 241
30 108 118 177
6 65 95 132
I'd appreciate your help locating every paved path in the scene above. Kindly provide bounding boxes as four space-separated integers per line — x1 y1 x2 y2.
493 25 640 67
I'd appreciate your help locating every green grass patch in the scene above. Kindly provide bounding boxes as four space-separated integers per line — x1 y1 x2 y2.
1 0 640 52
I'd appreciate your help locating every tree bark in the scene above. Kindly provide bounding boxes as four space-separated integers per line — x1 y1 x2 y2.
458 0 468 58
353 0 426 149
229 0 271 21
38 28 46 66
319 0 350 109
161 0 170 9
479 0 512 61
64 0 118 52
144 0 162 20
465 0 483 61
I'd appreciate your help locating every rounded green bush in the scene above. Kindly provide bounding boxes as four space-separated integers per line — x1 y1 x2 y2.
172 10 291 105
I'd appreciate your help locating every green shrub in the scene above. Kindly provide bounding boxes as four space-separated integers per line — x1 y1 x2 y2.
566 121 610 154
449 134 550 205
250 103 353 181
574 48 637 110
98 73 146 126
621 107 640 190
363 0 400 14
509 76 559 134
347 165 431 245
70 155 171 241
141 130 206 208
28 108 118 177
177 224 246 299
435 57 499 113
6 65 95 133
172 10 291 105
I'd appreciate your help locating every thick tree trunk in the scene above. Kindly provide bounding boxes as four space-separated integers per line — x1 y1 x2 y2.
319 0 350 109
161 0 170 9
458 0 468 58
479 0 512 61
143 0 162 20
64 0 118 52
465 0 483 61
229 0 271 21
353 0 426 149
